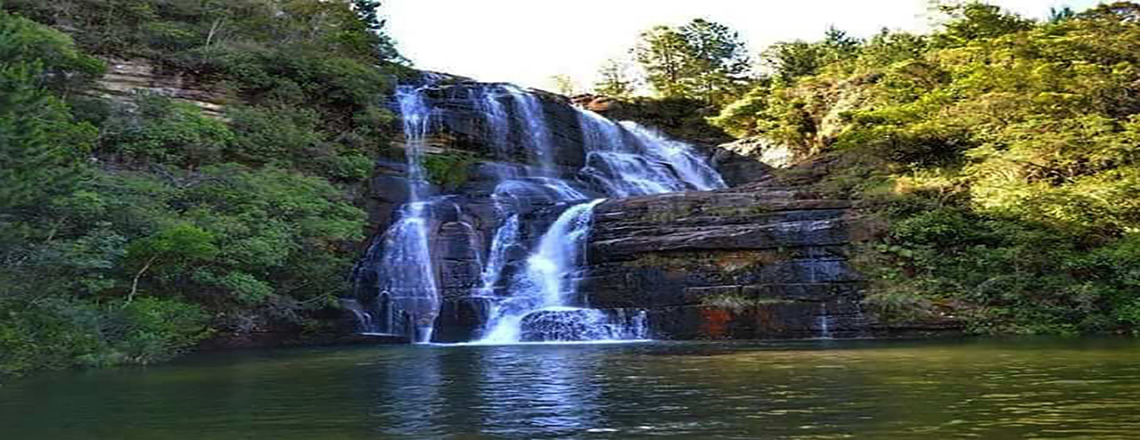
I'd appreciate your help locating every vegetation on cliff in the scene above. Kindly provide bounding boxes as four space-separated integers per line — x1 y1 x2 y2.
711 2 1140 334
7 0 1140 376
0 0 404 375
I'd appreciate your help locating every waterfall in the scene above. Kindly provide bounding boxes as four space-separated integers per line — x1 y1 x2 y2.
476 211 519 297
355 80 726 344
340 299 376 333
371 85 441 343
396 85 433 200
818 303 833 339
577 110 726 197
504 85 556 174
479 199 605 343
621 121 727 191
479 87 510 159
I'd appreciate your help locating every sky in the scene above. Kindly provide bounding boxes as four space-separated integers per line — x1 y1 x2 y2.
384 0 1104 92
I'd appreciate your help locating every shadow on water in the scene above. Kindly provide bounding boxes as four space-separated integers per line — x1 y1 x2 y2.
5 337 1140 439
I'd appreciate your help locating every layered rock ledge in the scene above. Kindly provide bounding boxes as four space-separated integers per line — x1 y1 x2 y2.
583 183 880 339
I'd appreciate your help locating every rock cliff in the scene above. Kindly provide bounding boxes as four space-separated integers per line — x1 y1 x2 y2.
92 59 227 118
582 181 877 339
355 79 882 341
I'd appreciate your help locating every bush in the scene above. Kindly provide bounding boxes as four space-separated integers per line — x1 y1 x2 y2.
0 297 211 375
106 297 211 365
715 3 1140 335
0 3 382 375
99 92 235 167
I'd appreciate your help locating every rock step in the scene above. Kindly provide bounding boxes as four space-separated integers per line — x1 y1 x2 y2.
590 217 854 257
643 300 869 340
586 282 863 309
582 181 878 339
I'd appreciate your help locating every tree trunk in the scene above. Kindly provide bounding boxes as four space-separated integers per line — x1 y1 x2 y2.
126 256 158 306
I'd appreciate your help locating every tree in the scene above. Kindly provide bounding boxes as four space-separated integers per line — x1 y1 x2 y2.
0 65 89 215
125 224 218 304
762 41 824 82
635 25 691 98
593 59 635 98
763 26 861 82
549 74 579 95
680 19 752 105
349 0 403 62
933 3 1033 47
822 26 861 60
634 19 750 104
1049 6 1077 22
716 3 1140 334
0 8 100 229
0 0 382 374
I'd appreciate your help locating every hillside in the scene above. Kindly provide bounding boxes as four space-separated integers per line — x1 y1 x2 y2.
0 0 406 375
711 2 1140 334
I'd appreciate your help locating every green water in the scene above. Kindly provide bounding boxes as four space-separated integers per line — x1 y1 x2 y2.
3 338 1140 439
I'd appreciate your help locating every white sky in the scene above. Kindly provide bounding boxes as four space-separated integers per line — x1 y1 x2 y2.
385 0 1103 92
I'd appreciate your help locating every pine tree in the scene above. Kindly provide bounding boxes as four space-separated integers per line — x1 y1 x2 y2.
593 59 635 98
634 19 750 105
350 0 403 61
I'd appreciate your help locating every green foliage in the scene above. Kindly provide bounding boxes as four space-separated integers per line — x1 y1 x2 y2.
717 2 1140 334
0 296 210 375
0 64 94 214
763 27 862 82
1 2 377 375
105 297 212 365
423 152 476 189
0 6 105 92
3 0 404 65
593 59 636 98
5 0 402 182
635 19 751 105
933 3 1033 47
0 8 100 215
125 223 218 302
99 92 235 167
1 163 366 375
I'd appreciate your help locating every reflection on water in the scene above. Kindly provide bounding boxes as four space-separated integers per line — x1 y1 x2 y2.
477 346 604 437
5 338 1140 439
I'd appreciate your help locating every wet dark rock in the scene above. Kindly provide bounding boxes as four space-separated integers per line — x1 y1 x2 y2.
583 183 882 339
517 308 644 342
353 76 911 343
519 309 607 342
434 297 496 342
712 147 776 186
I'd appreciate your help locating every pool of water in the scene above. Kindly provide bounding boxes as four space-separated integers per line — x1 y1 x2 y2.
3 338 1140 439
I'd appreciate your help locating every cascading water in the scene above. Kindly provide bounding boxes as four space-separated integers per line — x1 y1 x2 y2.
621 121 727 191
478 87 510 159
504 85 556 174
476 209 519 297
356 80 725 344
578 111 726 197
479 199 605 343
370 85 441 343
818 303 833 339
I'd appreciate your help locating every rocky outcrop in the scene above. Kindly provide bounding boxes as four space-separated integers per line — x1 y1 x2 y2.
355 77 885 342
570 94 620 112
361 82 596 241
93 59 228 118
715 134 793 167
582 183 880 339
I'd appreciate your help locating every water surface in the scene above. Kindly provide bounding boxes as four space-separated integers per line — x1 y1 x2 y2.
3 338 1140 439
